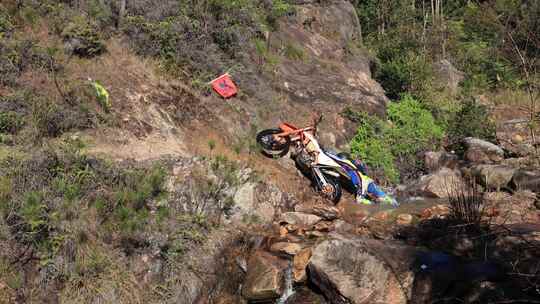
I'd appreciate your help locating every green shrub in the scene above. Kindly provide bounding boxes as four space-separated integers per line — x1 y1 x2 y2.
0 111 23 134
61 18 106 57
0 11 13 37
283 43 306 61
349 95 444 183
446 98 496 154
374 52 433 100
386 95 444 156
87 0 114 27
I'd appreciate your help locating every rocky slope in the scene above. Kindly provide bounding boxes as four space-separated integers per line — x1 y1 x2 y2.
0 1 539 303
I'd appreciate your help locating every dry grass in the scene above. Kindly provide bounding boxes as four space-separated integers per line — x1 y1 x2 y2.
489 88 534 106
447 181 485 225
60 242 143 304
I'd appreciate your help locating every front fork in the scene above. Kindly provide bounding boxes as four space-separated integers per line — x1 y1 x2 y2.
312 167 329 189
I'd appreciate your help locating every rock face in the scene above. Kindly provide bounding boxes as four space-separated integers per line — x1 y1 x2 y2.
242 251 288 301
472 165 515 190
463 137 504 164
308 234 417 304
273 0 387 113
408 168 466 198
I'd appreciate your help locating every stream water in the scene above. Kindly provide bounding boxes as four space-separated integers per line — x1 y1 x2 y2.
276 265 295 304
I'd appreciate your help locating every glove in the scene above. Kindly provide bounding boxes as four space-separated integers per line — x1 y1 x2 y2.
378 195 399 208
356 196 373 205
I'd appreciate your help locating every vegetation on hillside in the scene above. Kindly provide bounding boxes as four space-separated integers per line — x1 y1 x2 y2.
347 0 539 182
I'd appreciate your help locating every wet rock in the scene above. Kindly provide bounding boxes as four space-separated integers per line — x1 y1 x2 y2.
236 257 248 273
367 222 394 240
424 151 459 173
421 204 450 220
472 165 515 190
408 168 466 198
463 137 504 164
242 251 288 301
510 169 540 193
293 247 312 283
270 242 303 256
306 230 326 238
284 288 327 304
338 201 370 224
314 221 333 232
371 210 394 222
280 212 322 227
280 226 289 237
396 214 413 226
285 224 300 233
294 202 340 220
308 234 417 304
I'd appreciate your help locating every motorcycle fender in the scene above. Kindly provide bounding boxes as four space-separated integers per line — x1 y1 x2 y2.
321 170 340 178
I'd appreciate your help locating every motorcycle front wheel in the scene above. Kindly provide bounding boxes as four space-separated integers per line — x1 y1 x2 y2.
316 176 342 204
256 128 290 157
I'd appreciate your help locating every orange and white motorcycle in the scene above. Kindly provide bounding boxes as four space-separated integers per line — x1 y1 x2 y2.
256 117 361 203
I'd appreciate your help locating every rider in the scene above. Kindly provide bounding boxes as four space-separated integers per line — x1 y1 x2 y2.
339 153 399 207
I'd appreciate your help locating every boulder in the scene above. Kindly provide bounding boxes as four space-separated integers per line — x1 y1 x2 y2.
432 59 465 94
293 247 312 283
408 168 466 198
308 234 418 304
472 165 515 190
510 169 540 193
284 288 327 304
294 202 340 220
396 214 414 226
420 204 450 220
424 151 459 173
270 242 303 256
230 182 276 225
463 137 504 164
279 212 322 227
334 219 355 234
242 251 288 301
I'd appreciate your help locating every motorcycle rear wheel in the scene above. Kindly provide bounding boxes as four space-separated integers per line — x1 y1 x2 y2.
256 128 290 157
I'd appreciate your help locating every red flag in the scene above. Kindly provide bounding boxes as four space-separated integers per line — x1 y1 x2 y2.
210 73 238 98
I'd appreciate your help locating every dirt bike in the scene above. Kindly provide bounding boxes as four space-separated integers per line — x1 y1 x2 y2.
256 117 362 204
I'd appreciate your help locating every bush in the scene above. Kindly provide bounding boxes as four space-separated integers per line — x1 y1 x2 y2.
348 111 398 183
61 18 106 57
0 39 54 86
0 10 13 38
386 95 444 157
0 111 24 134
283 43 306 61
446 98 496 154
374 52 434 100
349 95 444 183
